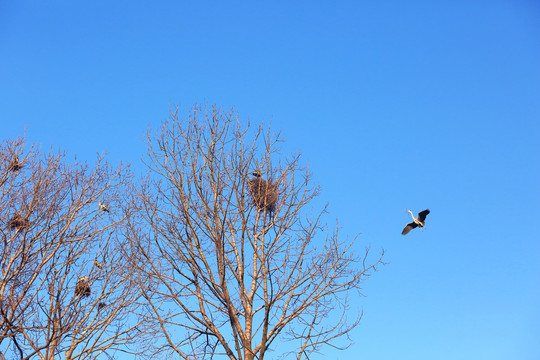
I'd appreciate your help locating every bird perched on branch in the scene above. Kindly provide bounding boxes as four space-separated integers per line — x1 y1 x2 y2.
402 209 430 235
99 202 110 213
93 260 103 270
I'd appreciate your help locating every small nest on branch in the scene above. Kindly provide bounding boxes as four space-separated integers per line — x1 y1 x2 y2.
97 302 107 310
7 155 22 172
75 278 91 297
248 172 278 213
8 214 29 230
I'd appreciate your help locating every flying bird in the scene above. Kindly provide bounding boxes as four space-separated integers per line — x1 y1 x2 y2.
402 209 430 235
99 202 110 213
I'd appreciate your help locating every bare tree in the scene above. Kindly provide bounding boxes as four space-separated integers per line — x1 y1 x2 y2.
129 104 384 360
0 138 153 360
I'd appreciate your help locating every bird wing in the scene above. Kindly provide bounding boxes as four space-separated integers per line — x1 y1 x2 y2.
402 222 418 235
417 209 430 222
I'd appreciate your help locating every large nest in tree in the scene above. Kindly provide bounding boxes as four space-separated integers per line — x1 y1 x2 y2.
8 214 29 230
75 280 91 297
7 155 22 172
248 176 278 213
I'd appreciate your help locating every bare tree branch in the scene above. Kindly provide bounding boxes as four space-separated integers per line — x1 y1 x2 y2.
0 137 154 360
128 103 385 360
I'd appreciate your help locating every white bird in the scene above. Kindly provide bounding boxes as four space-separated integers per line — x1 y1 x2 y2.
77 276 89 283
99 202 110 213
402 209 430 235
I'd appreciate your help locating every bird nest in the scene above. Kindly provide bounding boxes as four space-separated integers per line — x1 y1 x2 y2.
75 280 91 297
7 156 22 172
8 214 29 230
248 177 278 213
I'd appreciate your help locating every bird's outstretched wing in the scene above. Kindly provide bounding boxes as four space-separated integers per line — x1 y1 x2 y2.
417 209 430 222
402 222 418 235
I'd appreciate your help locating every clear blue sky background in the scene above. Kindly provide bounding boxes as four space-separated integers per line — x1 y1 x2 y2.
1 1 539 359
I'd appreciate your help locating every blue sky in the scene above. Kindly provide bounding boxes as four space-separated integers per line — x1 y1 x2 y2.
1 1 539 359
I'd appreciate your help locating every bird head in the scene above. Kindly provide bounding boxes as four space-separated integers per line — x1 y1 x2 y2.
251 170 262 178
